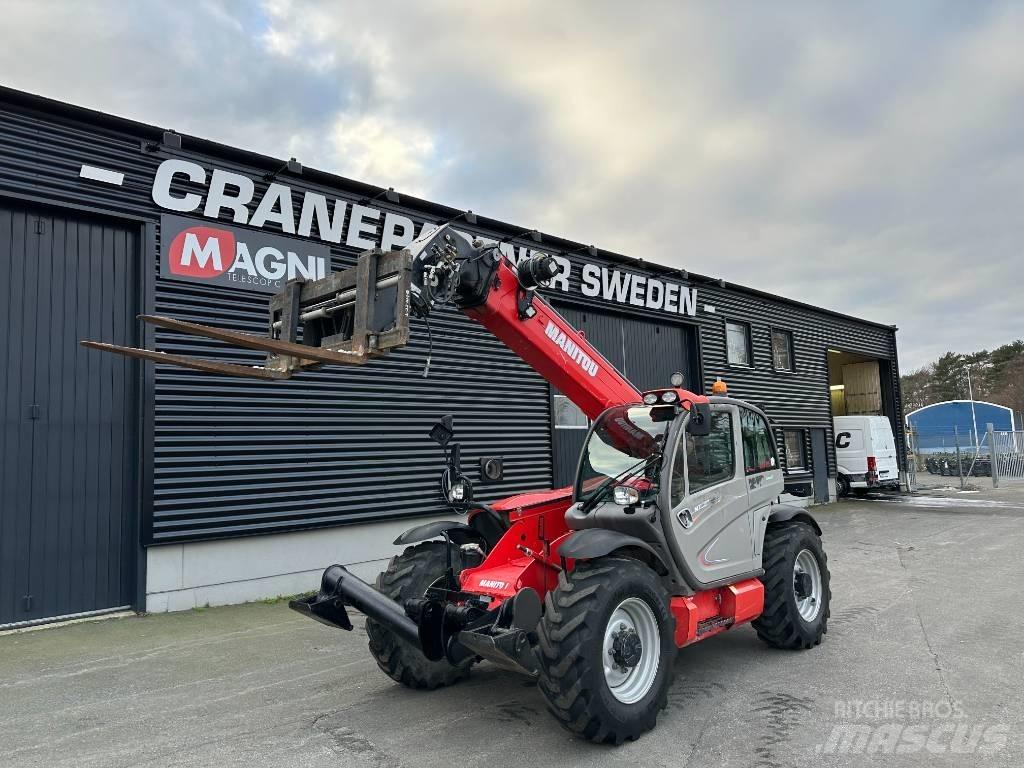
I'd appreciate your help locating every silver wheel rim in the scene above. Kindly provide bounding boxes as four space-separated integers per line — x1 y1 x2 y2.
602 597 660 704
793 549 823 622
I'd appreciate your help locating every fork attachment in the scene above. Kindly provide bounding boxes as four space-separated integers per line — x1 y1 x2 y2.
81 248 413 379
265 248 412 375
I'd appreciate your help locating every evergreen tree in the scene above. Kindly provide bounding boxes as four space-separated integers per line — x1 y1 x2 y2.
929 352 966 402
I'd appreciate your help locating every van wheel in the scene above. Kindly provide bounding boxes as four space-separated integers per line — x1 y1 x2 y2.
836 474 850 498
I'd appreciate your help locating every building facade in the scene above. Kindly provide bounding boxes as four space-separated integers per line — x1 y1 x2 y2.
0 87 904 627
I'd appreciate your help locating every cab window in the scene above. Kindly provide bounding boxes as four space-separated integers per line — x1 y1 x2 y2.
741 409 776 475
671 411 735 506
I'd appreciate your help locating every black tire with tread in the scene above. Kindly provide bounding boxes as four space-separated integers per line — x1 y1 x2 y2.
753 522 831 650
365 541 473 689
836 474 850 498
536 557 674 745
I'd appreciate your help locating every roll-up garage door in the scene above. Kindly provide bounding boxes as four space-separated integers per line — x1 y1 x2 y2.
550 305 697 486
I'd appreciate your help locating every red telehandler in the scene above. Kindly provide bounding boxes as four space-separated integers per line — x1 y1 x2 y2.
84 225 831 743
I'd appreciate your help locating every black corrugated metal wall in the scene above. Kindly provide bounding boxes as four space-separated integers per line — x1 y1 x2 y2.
0 89 904 556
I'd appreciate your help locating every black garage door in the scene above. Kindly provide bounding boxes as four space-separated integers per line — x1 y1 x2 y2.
0 205 138 626
551 304 699 486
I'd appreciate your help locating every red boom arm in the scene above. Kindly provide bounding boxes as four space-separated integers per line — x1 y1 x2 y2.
462 259 641 420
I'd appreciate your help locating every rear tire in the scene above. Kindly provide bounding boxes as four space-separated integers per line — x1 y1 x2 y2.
753 522 830 650
836 474 850 498
366 541 474 689
537 558 674 744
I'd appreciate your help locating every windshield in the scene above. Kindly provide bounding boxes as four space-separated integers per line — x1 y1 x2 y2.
575 405 676 502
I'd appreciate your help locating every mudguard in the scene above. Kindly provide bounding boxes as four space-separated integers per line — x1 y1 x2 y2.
767 505 822 535
392 520 485 546
557 528 669 572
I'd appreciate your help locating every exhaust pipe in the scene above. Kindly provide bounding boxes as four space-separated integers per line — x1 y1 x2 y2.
289 564 421 647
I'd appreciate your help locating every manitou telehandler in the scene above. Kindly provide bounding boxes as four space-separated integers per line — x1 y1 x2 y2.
85 224 831 743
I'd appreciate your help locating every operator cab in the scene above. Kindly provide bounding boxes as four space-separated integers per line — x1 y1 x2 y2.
568 379 785 592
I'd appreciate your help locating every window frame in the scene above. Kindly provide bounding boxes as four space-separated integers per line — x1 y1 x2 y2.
672 409 737 505
724 319 753 368
740 407 778 476
770 327 795 373
783 428 807 471
552 393 589 430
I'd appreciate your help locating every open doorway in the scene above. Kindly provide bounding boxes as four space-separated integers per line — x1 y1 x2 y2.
828 349 885 416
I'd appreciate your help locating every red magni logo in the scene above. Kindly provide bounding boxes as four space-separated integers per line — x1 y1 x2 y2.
168 226 235 278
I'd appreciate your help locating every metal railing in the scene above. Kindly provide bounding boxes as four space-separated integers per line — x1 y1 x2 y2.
906 425 1024 489
991 429 1024 486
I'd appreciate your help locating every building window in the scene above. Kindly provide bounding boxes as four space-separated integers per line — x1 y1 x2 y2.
771 329 794 371
784 429 806 470
553 394 588 429
740 408 776 475
726 321 752 366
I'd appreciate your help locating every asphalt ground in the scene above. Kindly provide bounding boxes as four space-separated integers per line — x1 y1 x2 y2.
2 488 1022 767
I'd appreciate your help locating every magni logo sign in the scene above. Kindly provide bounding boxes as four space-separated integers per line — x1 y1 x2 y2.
160 214 331 293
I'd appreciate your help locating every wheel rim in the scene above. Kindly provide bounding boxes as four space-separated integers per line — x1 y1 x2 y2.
602 597 661 704
793 549 823 622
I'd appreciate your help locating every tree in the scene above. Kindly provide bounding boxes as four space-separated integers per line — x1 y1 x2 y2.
989 341 1024 396
901 367 932 412
929 352 966 402
992 357 1024 422
899 339 1024 415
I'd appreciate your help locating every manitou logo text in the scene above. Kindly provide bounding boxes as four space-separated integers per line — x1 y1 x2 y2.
478 579 509 590
544 321 600 377
161 214 330 294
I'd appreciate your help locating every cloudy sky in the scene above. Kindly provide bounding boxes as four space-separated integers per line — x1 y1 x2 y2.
2 0 1022 369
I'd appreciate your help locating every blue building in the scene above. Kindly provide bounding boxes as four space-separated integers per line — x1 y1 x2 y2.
906 400 1016 452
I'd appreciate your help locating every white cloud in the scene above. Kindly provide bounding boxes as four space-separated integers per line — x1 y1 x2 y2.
0 0 1021 369
328 113 440 196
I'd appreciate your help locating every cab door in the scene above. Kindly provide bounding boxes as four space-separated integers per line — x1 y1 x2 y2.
666 404 758 586
738 407 783 559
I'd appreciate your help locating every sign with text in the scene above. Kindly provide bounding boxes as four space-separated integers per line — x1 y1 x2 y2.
160 214 331 294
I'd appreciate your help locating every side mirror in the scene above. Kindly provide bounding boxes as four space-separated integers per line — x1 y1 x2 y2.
429 414 455 446
686 403 712 436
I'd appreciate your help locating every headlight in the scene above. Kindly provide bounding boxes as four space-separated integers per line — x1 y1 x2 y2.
613 485 640 506
661 391 678 403
642 393 659 405
448 480 466 502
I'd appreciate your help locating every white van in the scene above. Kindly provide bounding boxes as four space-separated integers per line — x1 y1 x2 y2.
833 415 900 496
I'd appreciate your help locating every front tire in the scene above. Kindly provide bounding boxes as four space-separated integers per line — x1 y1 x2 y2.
753 522 831 650
366 541 474 689
537 558 674 744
